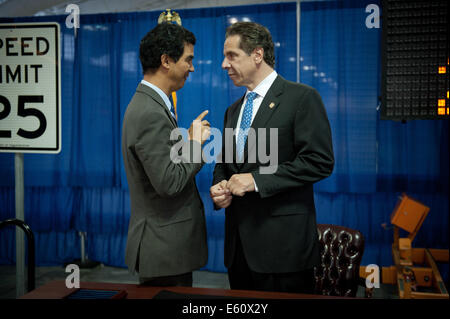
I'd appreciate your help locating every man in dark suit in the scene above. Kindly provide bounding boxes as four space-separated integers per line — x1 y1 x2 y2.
210 22 334 293
122 23 210 287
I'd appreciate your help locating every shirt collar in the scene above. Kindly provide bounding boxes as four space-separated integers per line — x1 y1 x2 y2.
140 79 172 112
246 70 278 98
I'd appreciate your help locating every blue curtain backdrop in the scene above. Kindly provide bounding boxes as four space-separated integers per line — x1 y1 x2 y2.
1 1 448 279
299 1 448 275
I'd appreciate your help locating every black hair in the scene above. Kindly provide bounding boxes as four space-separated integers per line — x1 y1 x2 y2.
226 22 275 68
139 23 196 74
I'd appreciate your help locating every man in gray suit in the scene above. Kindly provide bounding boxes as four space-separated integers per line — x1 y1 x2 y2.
121 23 210 287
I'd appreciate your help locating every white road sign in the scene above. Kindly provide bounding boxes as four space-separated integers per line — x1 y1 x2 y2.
0 22 61 153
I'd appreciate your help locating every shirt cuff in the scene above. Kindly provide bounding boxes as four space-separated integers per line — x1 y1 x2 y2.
253 179 259 192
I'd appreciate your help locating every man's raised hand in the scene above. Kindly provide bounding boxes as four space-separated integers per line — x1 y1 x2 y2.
189 110 211 144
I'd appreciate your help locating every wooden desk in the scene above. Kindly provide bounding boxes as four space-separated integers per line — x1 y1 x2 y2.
21 280 343 299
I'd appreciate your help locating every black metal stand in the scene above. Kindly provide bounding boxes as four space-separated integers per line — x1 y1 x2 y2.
0 218 35 292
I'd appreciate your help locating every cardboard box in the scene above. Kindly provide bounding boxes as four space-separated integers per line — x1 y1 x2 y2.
391 193 429 238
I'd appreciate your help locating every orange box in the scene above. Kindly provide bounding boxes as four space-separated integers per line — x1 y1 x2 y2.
391 194 430 235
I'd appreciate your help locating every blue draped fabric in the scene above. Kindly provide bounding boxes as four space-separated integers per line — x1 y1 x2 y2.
1 1 448 281
299 0 448 278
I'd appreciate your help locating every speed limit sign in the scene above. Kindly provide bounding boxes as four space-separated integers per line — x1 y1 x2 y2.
0 22 61 153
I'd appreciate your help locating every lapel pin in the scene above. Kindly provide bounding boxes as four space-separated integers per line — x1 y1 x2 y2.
269 102 276 109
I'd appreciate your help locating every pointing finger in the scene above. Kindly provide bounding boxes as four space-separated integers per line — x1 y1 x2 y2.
196 110 209 121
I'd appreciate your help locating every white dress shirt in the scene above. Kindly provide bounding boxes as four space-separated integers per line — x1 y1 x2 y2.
235 70 278 192
235 70 278 141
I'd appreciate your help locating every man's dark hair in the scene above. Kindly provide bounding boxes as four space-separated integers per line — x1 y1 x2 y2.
225 22 275 68
140 23 196 74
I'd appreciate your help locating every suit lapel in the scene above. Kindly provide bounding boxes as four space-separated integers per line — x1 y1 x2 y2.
137 83 178 128
228 96 245 131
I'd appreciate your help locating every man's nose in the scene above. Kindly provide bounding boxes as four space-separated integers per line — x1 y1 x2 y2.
222 57 230 69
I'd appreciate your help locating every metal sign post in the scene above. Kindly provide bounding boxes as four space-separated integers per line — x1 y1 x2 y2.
15 153 25 297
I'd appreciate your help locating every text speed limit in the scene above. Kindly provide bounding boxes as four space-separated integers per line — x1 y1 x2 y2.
0 23 61 153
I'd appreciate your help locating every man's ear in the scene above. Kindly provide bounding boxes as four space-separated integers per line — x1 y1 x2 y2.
161 54 171 70
253 47 264 64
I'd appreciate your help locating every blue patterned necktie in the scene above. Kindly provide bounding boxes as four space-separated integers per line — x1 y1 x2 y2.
168 96 176 120
237 92 257 159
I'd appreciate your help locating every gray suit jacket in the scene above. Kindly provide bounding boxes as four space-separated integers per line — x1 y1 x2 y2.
121 83 207 278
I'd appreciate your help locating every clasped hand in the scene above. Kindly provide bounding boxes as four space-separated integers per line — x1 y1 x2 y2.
210 174 255 208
